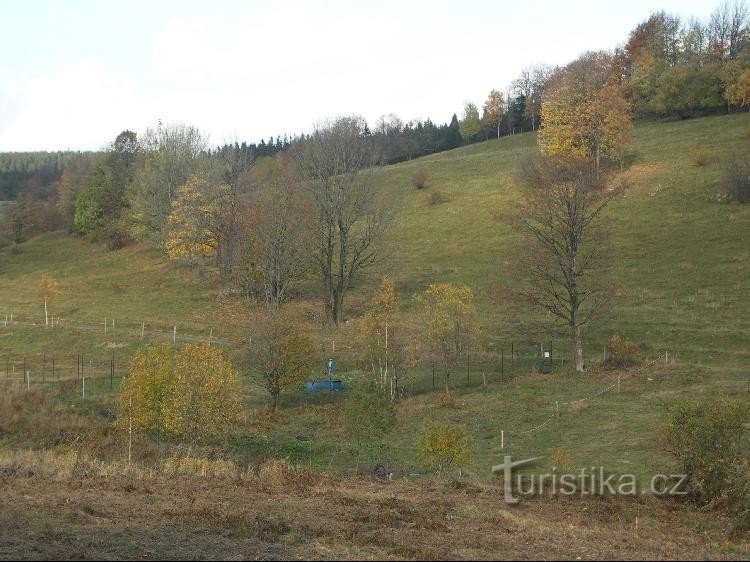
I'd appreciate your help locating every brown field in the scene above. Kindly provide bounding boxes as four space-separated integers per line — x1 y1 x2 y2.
1 454 748 560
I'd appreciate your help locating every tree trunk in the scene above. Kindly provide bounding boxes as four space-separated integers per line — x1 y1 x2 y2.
571 323 584 372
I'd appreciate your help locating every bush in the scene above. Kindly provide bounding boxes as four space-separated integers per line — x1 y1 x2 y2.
666 398 750 534
411 169 428 189
417 424 471 474
603 335 640 368
427 190 449 205
116 343 244 443
694 152 720 167
433 391 456 408
724 156 750 203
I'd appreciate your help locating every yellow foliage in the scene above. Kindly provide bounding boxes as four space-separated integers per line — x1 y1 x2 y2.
38 275 58 301
116 343 243 442
539 58 632 170
414 283 479 390
417 424 471 473
165 174 231 261
726 69 750 109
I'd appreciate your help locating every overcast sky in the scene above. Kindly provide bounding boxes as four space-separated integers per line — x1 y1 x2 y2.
0 0 716 152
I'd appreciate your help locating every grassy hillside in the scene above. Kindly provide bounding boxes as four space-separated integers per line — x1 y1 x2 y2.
0 113 749 486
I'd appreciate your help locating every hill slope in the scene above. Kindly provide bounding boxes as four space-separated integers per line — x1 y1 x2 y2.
0 113 748 483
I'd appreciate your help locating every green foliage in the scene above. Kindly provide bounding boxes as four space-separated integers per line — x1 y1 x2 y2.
417 424 471 474
666 398 750 532
73 184 105 235
459 103 481 145
343 381 397 465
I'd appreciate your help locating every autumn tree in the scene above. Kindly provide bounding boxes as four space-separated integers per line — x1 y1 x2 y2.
725 67 750 108
249 311 315 410
243 154 314 309
295 117 394 327
38 276 58 327
3 193 39 244
459 102 481 144
129 122 208 239
415 283 478 393
513 65 554 132
358 277 413 399
482 90 505 139
164 173 232 269
515 155 616 372
117 343 243 443
539 52 632 178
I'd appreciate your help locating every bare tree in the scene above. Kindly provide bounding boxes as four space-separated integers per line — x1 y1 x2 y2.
515 155 616 372
245 155 313 309
295 117 393 327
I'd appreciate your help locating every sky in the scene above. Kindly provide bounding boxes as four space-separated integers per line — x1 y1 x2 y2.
0 0 717 152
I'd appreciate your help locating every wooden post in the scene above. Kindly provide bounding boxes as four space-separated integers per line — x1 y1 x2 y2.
466 347 470 386
52 358 55 380
43 353 46 384
128 397 132 464
511 343 514 368
209 328 213 346
141 322 145 339
111 351 114 389
104 318 107 334
617 374 621 393
501 349 504 380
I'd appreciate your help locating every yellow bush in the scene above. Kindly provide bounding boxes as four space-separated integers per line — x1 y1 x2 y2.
604 335 640 368
116 343 244 443
417 424 471 473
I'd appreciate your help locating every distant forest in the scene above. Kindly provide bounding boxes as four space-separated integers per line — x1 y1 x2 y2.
1 0 748 241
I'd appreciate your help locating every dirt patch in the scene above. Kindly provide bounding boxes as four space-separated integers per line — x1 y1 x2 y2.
0 473 747 560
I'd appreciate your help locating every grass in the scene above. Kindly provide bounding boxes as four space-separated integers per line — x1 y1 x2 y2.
0 114 749 510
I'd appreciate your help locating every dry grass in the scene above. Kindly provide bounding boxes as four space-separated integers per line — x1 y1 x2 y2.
0 453 747 560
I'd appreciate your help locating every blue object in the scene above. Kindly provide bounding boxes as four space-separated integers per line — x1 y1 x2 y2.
306 379 343 392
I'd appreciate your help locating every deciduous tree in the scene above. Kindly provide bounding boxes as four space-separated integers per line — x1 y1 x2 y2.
515 155 616 372
415 283 478 393
295 117 394 327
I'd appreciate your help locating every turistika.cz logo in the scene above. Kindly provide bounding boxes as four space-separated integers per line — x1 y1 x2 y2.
491 455 688 505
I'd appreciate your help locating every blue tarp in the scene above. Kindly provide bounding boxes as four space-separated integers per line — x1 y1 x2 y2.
306 379 343 392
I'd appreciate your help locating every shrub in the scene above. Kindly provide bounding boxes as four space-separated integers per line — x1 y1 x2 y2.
666 398 750 533
433 391 456 408
116 343 244 443
603 335 640 368
694 152 720 167
724 156 750 203
417 424 471 474
427 190 449 205
411 169 428 189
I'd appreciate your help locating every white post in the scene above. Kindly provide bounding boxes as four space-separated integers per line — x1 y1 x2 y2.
104 318 107 334
128 397 132 464
82 377 86 400
501 430 504 450
26 371 30 390
209 328 213 346
141 322 145 338
617 374 621 393
173 326 176 345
